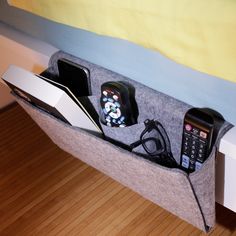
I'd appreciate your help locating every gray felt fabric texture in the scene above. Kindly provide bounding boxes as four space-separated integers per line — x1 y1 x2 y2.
17 97 205 231
13 51 233 232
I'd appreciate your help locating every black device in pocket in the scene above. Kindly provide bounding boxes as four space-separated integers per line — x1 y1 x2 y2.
100 81 138 127
180 107 224 173
57 58 91 97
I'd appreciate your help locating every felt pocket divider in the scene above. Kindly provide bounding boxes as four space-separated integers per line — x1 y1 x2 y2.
13 51 233 232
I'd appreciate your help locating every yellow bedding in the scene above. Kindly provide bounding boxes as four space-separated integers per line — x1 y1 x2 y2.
8 0 236 83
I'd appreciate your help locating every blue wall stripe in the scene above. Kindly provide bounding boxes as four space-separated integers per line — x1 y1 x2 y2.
0 1 235 125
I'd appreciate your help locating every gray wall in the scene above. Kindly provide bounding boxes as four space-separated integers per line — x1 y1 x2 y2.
0 1 235 125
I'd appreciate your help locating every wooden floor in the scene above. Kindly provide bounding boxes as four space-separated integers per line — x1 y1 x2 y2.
0 104 236 236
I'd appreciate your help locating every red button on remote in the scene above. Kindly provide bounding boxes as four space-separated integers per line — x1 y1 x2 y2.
185 124 192 131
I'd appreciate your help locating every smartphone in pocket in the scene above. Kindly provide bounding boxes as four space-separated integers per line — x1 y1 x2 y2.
57 58 91 97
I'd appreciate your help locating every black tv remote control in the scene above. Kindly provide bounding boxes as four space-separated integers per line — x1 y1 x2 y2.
180 108 215 173
100 81 138 127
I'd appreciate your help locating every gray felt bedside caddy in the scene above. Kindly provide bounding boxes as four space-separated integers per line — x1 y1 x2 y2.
14 51 232 232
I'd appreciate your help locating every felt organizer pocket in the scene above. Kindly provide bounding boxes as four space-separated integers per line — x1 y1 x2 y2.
13 51 232 232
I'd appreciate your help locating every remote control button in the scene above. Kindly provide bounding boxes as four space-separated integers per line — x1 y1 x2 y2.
190 154 195 159
199 142 206 149
198 153 203 158
192 127 199 135
197 153 205 162
120 116 125 122
104 102 113 112
103 108 108 114
113 95 119 100
191 150 196 155
195 161 203 171
114 102 120 108
108 98 114 103
192 140 197 145
185 124 192 131
106 116 111 122
184 141 189 147
104 102 121 120
102 97 108 102
192 135 198 140
189 165 195 171
200 131 207 139
184 137 190 143
181 155 190 168
198 148 205 154
189 159 195 165
184 132 191 137
110 108 121 119
103 91 108 96
183 145 188 151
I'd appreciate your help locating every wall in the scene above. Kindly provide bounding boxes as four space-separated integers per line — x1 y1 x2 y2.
0 1 235 125
0 23 57 108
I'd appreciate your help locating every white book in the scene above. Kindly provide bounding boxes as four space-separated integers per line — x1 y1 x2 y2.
2 65 103 135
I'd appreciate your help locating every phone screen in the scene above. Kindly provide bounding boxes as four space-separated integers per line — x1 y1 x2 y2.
57 58 91 97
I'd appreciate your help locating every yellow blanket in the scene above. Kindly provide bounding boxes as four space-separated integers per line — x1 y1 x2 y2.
8 0 236 83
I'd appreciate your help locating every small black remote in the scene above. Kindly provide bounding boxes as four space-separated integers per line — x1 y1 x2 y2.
180 108 215 173
100 81 138 127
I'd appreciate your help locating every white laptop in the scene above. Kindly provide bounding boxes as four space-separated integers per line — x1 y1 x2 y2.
2 65 103 136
